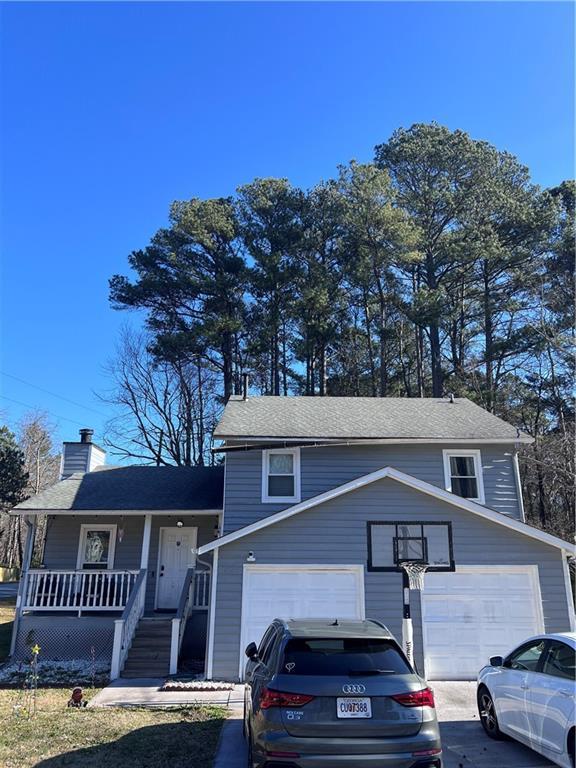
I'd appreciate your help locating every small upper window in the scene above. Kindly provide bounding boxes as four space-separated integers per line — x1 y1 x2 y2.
77 525 117 570
262 448 300 503
442 450 485 504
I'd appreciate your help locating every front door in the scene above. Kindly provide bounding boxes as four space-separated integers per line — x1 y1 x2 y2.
156 527 197 610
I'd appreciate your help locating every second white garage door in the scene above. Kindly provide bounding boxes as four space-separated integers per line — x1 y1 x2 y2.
422 566 545 680
239 564 365 678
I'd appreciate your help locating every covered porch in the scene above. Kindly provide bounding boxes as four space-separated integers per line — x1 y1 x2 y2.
13 511 219 678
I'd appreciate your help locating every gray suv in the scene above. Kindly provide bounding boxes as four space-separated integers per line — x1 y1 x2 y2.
244 618 442 768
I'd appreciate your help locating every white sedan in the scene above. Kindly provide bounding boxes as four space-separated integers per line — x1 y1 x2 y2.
477 632 576 767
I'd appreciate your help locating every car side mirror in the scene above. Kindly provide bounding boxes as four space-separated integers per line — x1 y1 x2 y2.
489 655 504 667
245 642 259 660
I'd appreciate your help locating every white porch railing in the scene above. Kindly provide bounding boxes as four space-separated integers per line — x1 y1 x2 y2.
22 569 140 616
192 570 210 609
110 569 147 680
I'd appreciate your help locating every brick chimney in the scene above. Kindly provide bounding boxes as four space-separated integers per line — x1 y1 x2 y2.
60 428 106 479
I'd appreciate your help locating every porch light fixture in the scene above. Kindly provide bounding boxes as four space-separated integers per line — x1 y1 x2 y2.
176 519 184 528
117 519 125 543
246 551 256 562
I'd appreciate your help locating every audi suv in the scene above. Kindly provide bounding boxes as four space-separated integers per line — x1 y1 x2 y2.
243 618 442 768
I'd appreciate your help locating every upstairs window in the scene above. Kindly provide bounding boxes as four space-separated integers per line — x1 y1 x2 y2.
443 449 485 504
262 448 300 503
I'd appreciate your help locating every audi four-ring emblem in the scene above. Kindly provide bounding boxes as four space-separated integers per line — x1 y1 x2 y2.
342 684 366 694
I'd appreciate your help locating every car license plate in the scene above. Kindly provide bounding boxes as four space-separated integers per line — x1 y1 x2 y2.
336 697 372 718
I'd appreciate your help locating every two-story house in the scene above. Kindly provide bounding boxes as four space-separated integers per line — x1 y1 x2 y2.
9 397 575 681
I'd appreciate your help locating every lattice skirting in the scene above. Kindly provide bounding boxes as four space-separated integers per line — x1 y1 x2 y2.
13 615 115 663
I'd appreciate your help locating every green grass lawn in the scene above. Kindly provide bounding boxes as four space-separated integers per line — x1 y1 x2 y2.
0 688 227 768
0 597 16 661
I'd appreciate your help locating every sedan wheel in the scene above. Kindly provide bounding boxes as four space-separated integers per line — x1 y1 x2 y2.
478 687 504 740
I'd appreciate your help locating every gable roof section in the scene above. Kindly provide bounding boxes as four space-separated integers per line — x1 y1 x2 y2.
214 396 532 443
198 466 574 556
14 465 224 512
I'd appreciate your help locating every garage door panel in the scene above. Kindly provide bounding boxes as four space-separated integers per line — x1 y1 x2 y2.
423 567 543 680
240 566 364 679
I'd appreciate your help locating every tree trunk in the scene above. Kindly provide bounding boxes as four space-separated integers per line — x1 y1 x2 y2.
362 289 377 397
429 323 443 397
483 262 495 412
196 358 205 466
375 278 388 397
222 331 234 401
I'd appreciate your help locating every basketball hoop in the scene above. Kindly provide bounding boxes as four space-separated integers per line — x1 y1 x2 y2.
400 561 429 591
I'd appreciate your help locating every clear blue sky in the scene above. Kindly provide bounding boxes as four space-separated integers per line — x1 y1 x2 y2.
1 1 573 451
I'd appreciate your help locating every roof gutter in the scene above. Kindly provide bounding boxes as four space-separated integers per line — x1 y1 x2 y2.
9 507 224 517
212 436 534 453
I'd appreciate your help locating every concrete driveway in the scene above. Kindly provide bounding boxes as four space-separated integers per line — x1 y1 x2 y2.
214 681 556 768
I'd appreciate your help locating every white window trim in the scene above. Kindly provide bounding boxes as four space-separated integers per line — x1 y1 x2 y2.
261 447 301 504
442 449 485 505
76 524 117 570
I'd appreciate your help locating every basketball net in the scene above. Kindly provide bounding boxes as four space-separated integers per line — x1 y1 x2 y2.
400 561 429 591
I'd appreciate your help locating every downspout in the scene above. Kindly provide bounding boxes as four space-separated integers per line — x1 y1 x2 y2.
10 515 37 657
512 449 526 522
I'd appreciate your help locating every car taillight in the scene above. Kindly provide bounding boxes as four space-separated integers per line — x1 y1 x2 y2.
391 687 435 708
260 687 315 709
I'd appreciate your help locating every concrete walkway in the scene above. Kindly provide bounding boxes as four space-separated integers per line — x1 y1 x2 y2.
90 678 244 709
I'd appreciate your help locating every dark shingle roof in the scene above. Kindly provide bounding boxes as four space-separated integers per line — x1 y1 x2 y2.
214 396 530 442
15 465 224 512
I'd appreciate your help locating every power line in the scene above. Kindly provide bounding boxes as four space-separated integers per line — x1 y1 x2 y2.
0 394 93 429
0 371 108 418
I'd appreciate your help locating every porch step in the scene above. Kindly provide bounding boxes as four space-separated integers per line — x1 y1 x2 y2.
121 667 170 678
127 646 170 661
120 618 173 679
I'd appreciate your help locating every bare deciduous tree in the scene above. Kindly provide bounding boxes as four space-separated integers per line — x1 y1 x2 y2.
0 413 60 569
99 329 220 466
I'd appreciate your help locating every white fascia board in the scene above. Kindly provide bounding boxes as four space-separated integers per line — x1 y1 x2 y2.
10 508 223 516
198 466 575 556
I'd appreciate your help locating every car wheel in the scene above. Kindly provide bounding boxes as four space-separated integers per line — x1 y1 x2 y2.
569 728 575 767
477 686 504 740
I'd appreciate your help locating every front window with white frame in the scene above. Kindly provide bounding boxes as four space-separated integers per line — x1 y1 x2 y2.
262 448 301 503
77 524 117 570
443 449 485 504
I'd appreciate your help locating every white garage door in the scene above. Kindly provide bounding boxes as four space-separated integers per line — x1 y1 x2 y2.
422 566 544 680
239 565 365 678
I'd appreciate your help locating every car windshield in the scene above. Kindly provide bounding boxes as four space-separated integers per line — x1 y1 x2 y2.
280 638 412 676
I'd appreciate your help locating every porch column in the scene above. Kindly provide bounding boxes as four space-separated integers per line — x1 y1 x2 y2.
140 515 152 569
10 514 36 656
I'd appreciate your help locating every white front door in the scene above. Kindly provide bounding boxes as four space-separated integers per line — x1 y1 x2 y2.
156 527 197 610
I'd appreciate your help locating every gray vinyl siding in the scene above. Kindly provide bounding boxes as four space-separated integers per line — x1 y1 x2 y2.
211 476 569 681
40 513 216 615
222 443 521 534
